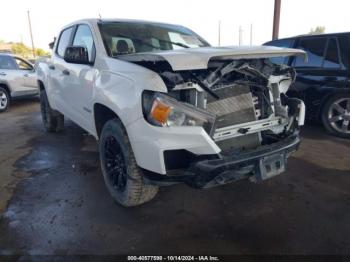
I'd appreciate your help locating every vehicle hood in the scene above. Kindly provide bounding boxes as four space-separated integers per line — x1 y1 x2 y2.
117 46 306 71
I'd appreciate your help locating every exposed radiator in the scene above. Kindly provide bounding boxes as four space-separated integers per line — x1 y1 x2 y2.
206 84 261 152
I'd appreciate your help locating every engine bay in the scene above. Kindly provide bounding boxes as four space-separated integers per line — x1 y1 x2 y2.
119 56 304 153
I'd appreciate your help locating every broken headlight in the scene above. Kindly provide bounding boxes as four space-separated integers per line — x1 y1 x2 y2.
142 91 216 134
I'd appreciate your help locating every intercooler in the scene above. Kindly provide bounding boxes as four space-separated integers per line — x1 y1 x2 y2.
206 85 261 152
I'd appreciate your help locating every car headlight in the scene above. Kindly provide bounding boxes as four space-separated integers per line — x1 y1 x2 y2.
142 91 216 134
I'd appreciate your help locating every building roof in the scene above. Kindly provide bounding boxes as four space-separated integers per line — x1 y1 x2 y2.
0 43 12 53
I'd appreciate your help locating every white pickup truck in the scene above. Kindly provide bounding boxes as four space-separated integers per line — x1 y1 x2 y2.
36 19 306 206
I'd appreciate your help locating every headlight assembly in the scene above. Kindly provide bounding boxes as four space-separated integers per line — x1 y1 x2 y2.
142 91 216 134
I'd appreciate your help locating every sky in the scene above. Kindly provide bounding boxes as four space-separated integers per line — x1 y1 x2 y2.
1 0 350 51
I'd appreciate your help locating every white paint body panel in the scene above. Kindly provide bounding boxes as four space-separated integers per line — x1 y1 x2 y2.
133 46 306 71
36 19 304 175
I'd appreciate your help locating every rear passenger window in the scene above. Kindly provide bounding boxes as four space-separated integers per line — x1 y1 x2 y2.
14 57 33 70
294 37 326 67
57 27 73 57
338 35 350 68
323 38 340 68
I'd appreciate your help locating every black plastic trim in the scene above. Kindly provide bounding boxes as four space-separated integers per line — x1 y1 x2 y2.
144 134 300 188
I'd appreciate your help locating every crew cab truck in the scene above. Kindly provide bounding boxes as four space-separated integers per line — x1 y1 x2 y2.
36 19 306 206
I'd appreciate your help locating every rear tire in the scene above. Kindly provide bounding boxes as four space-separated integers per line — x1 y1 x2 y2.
40 89 64 132
321 93 350 139
0 87 10 113
99 118 158 207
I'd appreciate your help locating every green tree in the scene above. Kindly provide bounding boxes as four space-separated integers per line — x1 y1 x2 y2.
35 48 50 57
11 43 32 58
309 26 326 35
11 42 50 58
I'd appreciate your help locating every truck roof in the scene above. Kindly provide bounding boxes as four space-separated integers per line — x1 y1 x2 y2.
265 31 350 43
64 18 183 29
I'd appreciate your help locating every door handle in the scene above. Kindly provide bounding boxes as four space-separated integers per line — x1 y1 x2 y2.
0 72 6 76
49 65 55 70
24 74 29 77
62 69 70 76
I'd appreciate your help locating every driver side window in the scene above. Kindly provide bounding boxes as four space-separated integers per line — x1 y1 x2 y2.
72 24 95 62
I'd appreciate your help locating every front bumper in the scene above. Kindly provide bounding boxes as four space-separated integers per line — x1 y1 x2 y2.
144 134 300 188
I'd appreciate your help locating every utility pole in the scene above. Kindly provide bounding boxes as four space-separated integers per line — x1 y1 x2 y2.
218 20 221 46
239 26 243 46
250 24 253 46
27 10 36 58
272 0 281 40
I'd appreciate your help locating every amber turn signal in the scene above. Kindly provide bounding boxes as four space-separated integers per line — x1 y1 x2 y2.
150 100 171 125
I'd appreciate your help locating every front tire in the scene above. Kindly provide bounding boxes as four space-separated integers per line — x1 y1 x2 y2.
321 93 350 139
99 118 158 207
40 89 64 132
0 87 10 113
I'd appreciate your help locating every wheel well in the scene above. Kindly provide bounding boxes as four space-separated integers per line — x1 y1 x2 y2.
0 83 11 97
38 80 45 91
94 103 122 138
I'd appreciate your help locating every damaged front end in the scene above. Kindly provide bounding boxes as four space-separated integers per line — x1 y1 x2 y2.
122 54 305 187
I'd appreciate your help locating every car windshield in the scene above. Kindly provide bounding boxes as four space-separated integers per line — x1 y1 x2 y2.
98 21 210 57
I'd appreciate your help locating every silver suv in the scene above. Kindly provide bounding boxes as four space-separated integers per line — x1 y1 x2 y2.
0 54 38 112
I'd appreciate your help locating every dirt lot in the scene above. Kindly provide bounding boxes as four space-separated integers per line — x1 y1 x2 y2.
0 99 350 255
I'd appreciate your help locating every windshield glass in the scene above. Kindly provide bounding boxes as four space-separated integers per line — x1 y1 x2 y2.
98 22 210 57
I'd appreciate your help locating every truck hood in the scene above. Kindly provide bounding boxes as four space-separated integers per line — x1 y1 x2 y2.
117 46 306 71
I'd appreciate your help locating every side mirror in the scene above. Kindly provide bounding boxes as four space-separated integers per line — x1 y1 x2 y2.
64 46 91 65
49 37 56 50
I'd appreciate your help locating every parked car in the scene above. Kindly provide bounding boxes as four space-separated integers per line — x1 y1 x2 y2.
0 54 38 112
36 19 306 206
264 32 350 138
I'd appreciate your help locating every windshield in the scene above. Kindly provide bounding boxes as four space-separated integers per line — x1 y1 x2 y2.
98 21 210 57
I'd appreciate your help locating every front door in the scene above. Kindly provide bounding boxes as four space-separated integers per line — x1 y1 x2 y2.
61 24 96 133
49 26 76 118
13 57 38 91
